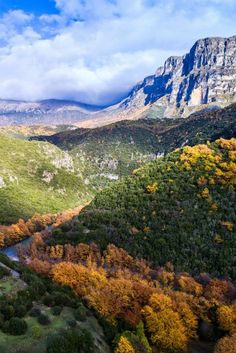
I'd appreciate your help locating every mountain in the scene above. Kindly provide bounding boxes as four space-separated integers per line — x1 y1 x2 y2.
0 36 235 128
125 36 236 116
0 99 103 126
32 103 236 188
0 134 91 224
50 138 236 279
79 36 236 127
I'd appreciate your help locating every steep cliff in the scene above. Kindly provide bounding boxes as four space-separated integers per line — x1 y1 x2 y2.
121 36 236 118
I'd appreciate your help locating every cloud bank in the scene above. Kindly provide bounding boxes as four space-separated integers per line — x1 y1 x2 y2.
0 0 235 105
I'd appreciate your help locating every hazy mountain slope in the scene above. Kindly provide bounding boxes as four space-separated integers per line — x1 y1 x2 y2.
52 138 236 278
0 125 77 139
0 99 102 126
0 134 91 224
33 103 236 188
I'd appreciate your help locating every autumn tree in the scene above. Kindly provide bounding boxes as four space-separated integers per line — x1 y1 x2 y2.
115 336 135 353
214 333 236 353
143 293 187 352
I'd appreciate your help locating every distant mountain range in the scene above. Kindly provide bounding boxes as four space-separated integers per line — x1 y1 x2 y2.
0 99 103 126
0 35 235 126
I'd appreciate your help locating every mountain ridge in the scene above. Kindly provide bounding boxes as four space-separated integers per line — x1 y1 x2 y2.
0 36 235 127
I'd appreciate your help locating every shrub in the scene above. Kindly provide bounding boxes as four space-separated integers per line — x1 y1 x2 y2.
0 313 5 328
53 292 70 306
7 317 27 335
2 321 9 333
38 314 51 326
31 325 43 339
46 334 72 353
77 328 95 353
43 294 55 307
74 304 87 322
15 305 27 318
1 305 15 320
67 319 77 328
29 307 41 317
0 266 10 278
51 306 62 316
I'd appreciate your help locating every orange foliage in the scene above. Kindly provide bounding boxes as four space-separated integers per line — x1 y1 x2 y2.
214 333 236 353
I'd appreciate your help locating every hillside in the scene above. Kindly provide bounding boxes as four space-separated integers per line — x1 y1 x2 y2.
33 103 236 188
0 253 109 353
0 125 77 139
50 138 236 279
0 134 91 224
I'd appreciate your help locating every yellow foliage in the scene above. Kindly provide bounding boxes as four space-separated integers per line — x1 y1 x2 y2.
201 188 210 199
177 275 203 296
214 333 236 353
143 293 187 352
143 226 151 234
217 305 236 333
0 233 5 248
214 234 224 244
216 138 236 151
175 301 198 339
146 183 158 193
115 336 135 353
210 203 218 211
221 221 234 232
51 262 107 297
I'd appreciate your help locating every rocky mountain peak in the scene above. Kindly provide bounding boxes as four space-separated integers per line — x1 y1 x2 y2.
121 35 236 118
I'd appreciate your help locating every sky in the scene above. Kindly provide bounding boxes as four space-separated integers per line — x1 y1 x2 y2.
0 0 235 105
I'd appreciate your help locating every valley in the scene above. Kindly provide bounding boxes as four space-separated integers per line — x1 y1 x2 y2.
0 33 235 353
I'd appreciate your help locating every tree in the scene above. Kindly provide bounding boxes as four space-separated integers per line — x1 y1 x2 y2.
143 293 187 352
115 336 135 353
7 317 27 335
217 305 236 333
214 333 236 353
136 321 152 353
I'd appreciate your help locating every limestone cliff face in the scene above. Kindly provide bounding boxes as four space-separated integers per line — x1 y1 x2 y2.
121 36 236 117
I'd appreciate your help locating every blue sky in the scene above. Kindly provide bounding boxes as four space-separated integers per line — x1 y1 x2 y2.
0 0 235 105
0 0 58 15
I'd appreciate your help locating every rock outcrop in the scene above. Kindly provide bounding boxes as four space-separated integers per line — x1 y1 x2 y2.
120 36 236 117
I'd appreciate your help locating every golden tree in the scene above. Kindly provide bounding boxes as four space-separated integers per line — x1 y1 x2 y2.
115 336 135 353
143 293 187 352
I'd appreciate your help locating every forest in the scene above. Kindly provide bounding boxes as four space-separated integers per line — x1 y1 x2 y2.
3 137 234 353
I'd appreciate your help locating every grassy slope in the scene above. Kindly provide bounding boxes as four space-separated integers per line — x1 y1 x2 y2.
0 134 91 224
52 139 236 278
0 125 76 139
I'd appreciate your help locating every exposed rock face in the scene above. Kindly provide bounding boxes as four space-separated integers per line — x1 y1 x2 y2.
121 36 236 117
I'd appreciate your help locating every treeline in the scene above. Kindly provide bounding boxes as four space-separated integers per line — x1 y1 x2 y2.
0 206 85 248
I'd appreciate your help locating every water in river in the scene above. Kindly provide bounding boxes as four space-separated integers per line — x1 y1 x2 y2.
1 237 32 261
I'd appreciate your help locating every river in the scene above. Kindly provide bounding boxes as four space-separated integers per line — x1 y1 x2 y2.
1 237 33 261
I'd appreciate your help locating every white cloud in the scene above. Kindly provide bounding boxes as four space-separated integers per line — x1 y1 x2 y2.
0 0 235 105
